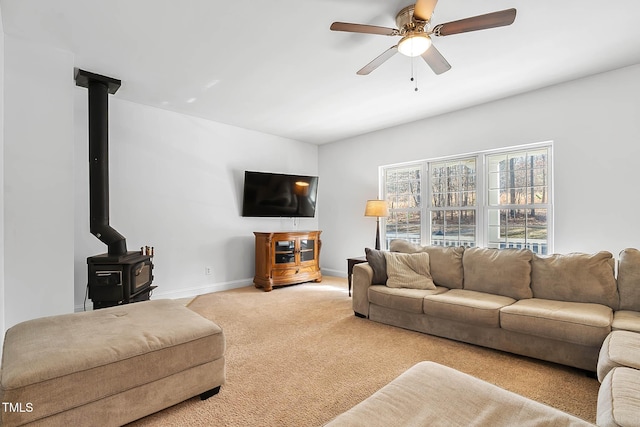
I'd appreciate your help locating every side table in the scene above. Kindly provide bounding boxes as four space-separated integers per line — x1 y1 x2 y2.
347 256 368 297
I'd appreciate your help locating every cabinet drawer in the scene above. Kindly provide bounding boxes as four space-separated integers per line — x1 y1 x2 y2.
272 266 317 279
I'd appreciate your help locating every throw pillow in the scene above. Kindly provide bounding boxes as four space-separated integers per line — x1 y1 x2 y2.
383 252 435 290
365 248 387 285
389 239 465 289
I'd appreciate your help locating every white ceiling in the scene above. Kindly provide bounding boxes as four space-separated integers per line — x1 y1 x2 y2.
2 0 640 145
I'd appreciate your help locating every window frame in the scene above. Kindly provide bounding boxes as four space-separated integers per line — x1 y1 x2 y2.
483 146 553 254
380 142 553 253
381 162 426 245
428 156 479 248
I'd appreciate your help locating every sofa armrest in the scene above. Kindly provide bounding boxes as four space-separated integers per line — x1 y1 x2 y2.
352 263 374 318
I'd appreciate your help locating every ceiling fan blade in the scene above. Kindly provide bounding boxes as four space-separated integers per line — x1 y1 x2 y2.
413 0 438 22
357 46 399 75
421 44 451 75
330 22 399 36
433 8 516 37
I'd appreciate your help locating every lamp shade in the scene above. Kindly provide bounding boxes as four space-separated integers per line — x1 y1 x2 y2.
294 181 310 196
364 200 389 217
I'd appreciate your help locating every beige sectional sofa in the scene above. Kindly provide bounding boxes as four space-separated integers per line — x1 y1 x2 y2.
352 242 640 372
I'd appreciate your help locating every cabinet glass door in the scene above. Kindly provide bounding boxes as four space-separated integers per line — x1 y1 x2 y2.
274 240 296 264
299 239 315 262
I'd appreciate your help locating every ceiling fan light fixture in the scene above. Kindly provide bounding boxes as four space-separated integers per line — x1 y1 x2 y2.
397 33 431 57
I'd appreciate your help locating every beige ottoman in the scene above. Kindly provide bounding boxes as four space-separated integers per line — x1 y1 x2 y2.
597 330 640 382
0 299 225 427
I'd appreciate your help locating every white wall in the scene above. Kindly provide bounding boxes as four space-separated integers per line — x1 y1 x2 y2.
318 64 640 276
1 35 319 321
3 35 75 328
73 93 319 309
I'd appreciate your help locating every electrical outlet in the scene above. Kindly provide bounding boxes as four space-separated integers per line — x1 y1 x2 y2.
205 266 213 276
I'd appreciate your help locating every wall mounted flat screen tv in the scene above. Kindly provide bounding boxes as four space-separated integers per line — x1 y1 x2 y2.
242 171 319 218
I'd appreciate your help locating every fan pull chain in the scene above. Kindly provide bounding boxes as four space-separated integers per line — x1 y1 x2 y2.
410 57 419 92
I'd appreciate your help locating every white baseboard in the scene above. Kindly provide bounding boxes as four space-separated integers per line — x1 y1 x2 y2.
152 278 253 300
322 268 346 278
74 278 253 312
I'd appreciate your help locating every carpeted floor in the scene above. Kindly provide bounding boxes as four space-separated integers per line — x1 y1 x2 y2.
128 276 599 426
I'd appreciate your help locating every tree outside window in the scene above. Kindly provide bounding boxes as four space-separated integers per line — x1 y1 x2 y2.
487 148 549 254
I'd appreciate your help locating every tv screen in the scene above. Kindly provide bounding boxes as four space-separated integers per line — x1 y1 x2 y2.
242 171 319 217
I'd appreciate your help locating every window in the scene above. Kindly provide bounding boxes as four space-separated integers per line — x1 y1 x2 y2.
381 143 552 253
486 148 550 254
384 164 423 244
430 158 477 247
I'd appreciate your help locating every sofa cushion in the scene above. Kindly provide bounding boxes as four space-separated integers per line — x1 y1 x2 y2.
462 247 533 300
423 289 516 328
383 252 435 290
389 240 464 289
365 247 387 285
369 285 448 314
612 310 640 333
325 361 594 427
617 248 640 311
500 298 612 347
531 251 618 309
597 331 640 382
597 367 640 427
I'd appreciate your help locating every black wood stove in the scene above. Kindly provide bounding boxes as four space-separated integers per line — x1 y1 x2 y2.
87 251 154 309
75 69 156 308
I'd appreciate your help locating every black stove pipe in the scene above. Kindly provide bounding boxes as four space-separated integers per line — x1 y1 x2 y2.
75 69 127 256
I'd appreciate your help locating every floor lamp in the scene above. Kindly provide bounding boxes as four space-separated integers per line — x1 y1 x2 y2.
364 200 388 250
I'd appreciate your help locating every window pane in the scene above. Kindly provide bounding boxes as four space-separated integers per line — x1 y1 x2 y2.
448 175 460 192
447 192 460 207
487 206 548 254
487 149 549 208
444 210 460 239
527 209 547 240
507 209 527 240
461 191 476 207
488 171 500 191
431 211 444 242
432 193 445 208
431 209 476 247
460 209 476 227
427 157 477 247
386 210 421 244
385 166 421 210
508 154 527 170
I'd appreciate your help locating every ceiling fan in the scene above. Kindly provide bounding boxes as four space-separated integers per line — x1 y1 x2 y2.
330 0 516 75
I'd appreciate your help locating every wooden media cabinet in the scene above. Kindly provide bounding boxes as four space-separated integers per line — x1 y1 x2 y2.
253 231 322 291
